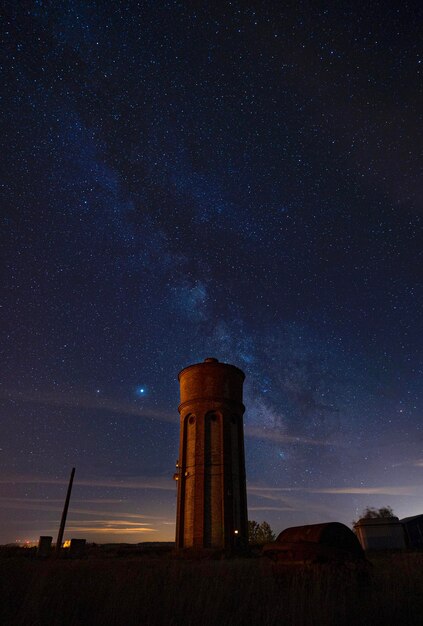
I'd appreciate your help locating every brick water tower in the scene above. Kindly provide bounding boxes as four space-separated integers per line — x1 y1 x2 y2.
175 358 248 550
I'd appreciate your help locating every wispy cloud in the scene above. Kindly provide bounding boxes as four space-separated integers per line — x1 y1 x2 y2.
0 498 177 537
0 475 175 491
2 389 341 448
247 485 340 519
0 498 126 504
0 498 169 521
66 527 157 534
248 506 297 512
310 486 418 496
248 484 419 497
392 459 423 468
244 425 334 446
1 390 177 424
70 520 149 526
248 485 298 494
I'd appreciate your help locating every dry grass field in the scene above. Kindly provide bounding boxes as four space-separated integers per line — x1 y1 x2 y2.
1 547 423 626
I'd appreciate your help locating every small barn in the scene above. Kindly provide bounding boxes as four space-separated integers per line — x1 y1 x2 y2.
401 514 423 549
354 517 406 550
262 522 364 564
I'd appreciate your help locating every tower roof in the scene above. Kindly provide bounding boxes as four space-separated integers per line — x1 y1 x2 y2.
178 357 245 382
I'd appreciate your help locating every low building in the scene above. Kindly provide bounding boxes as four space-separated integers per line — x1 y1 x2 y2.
354 517 406 550
401 514 423 549
37 536 52 558
263 522 364 564
69 538 86 558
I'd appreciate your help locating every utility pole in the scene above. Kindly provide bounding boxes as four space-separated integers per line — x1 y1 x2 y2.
56 467 75 555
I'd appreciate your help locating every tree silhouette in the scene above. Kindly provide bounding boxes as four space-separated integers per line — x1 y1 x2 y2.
248 520 276 545
353 505 395 528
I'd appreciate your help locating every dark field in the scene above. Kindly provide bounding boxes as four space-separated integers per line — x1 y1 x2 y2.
1 548 423 626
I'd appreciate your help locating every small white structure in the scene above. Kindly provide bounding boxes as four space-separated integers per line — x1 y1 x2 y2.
354 517 406 550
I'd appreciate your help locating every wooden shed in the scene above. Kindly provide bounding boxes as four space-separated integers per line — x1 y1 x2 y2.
262 522 364 564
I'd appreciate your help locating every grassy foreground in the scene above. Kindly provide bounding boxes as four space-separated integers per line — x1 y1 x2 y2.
1 549 423 626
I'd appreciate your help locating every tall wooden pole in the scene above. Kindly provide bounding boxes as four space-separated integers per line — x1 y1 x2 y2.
56 467 75 555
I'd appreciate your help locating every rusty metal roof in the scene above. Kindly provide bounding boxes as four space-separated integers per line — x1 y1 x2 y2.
275 522 363 556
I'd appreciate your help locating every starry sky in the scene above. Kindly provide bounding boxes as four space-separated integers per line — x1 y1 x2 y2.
1 1 422 545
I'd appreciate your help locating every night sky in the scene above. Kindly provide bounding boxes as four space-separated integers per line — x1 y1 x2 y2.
1 1 422 545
